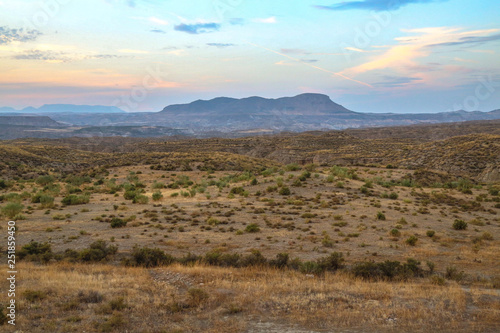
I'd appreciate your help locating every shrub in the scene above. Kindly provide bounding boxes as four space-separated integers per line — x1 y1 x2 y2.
241 250 267 267
61 194 89 206
406 235 418 246
1 203 24 218
269 253 289 268
426 230 435 237
79 240 117 262
245 223 260 233
36 175 55 186
317 252 345 271
452 219 468 230
152 191 163 201
132 194 149 204
18 241 53 262
131 246 174 267
389 192 398 200
279 187 291 195
390 229 401 237
110 218 127 228
376 212 386 220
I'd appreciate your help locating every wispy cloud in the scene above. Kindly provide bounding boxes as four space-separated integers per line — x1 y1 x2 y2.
253 16 277 24
0 26 41 44
314 0 447 12
427 33 500 48
150 29 166 34
373 75 421 87
174 23 220 34
12 50 120 63
207 43 235 48
342 27 500 77
149 16 168 25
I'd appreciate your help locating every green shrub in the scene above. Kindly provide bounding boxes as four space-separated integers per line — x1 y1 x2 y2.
132 194 149 204
18 241 53 262
79 240 117 262
61 194 89 206
426 230 435 237
1 202 24 218
36 175 55 186
152 191 163 201
245 223 260 233
110 218 127 228
376 212 386 220
452 219 468 230
130 246 174 267
279 187 291 195
406 235 418 246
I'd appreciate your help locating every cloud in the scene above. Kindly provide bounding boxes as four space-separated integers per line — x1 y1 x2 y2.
13 50 69 63
207 43 235 48
149 16 168 25
427 33 500 48
12 50 120 62
341 27 500 77
0 26 42 44
373 75 421 87
253 16 277 24
301 59 318 63
150 29 166 34
314 0 447 12
280 48 310 55
174 23 220 34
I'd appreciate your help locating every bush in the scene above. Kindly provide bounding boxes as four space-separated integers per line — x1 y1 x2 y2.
389 192 398 200
18 241 53 262
376 212 386 220
131 246 174 267
426 230 435 237
317 252 345 271
62 194 89 206
279 187 291 196
1 203 24 218
79 240 117 262
245 223 260 233
36 175 55 186
132 194 149 204
240 250 267 267
269 253 289 268
406 235 418 246
452 219 468 230
152 191 163 201
110 218 127 228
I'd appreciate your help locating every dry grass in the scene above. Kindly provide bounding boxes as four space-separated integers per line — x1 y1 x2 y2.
2 262 499 332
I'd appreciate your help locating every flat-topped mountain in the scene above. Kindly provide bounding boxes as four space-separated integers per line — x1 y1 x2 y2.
0 115 62 127
161 93 354 116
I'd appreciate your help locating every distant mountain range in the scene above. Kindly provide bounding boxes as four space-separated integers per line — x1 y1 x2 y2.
1 94 500 138
0 104 125 114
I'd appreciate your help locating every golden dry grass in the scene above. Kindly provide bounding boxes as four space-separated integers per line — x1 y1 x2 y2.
2 262 499 333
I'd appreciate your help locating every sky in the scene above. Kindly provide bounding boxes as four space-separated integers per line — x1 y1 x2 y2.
0 0 499 113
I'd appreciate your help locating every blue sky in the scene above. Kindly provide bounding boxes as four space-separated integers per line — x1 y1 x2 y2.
0 0 499 113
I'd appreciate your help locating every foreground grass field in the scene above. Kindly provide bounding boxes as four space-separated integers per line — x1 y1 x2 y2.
3 262 499 332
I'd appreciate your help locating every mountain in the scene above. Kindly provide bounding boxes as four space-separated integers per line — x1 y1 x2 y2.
0 115 63 127
33 104 126 113
161 93 354 116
